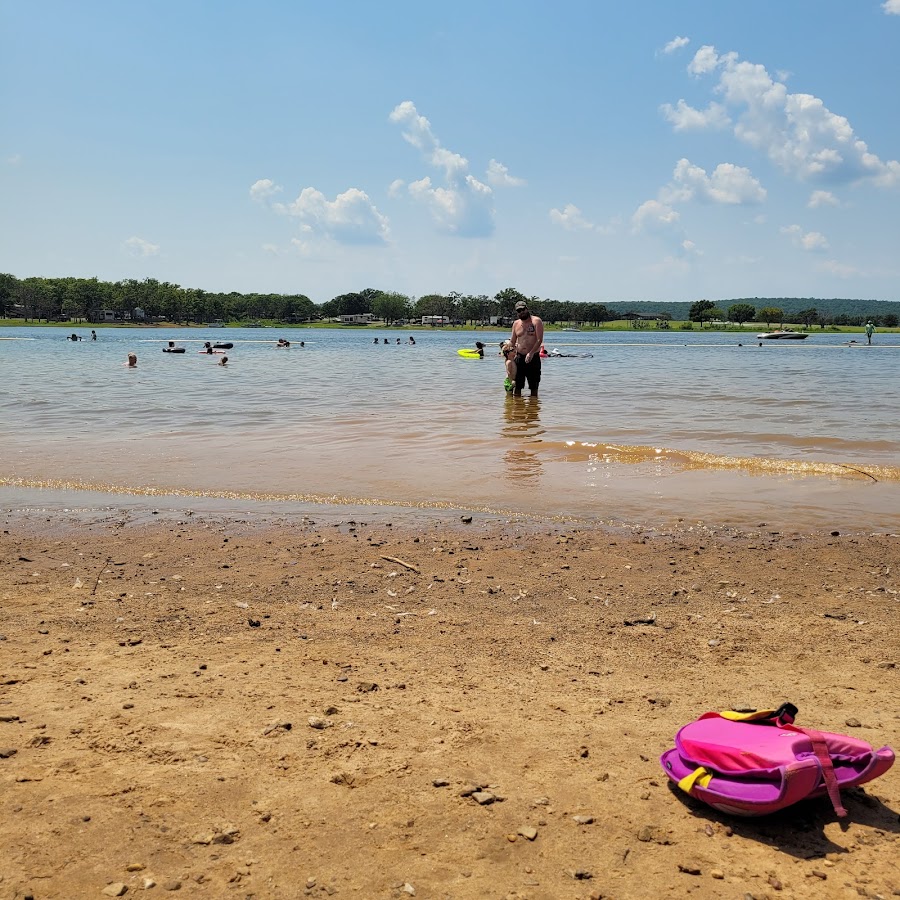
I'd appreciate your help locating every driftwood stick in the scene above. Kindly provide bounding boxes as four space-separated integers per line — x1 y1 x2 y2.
381 555 420 573
91 556 111 596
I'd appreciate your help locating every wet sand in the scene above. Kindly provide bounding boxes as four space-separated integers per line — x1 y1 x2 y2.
0 509 898 899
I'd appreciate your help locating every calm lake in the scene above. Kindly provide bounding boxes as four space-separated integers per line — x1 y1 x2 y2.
2 325 899 532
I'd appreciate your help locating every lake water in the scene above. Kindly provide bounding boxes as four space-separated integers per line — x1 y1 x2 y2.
2 325 899 532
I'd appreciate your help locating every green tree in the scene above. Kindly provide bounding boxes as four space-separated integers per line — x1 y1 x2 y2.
494 287 528 314
727 303 756 326
757 306 784 328
689 299 717 327
372 291 410 325
796 307 819 328
0 273 18 317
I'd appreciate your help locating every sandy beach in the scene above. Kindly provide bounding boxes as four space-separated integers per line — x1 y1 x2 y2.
1 510 897 899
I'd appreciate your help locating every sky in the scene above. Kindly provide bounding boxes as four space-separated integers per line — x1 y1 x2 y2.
2 1 899 305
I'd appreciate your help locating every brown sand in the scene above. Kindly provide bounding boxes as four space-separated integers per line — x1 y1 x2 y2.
0 513 898 899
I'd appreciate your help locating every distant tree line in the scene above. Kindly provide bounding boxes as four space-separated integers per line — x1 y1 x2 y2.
0 273 896 328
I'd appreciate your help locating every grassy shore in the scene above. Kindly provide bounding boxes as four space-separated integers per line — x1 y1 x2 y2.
3 317 897 335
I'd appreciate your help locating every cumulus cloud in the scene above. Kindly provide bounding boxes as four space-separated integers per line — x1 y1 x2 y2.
884 0 900 14
662 158 766 205
123 236 160 257
688 45 722 76
250 179 282 202
781 223 829 251
251 176 389 246
486 159 525 187
632 199 681 234
820 259 860 277
549 203 596 231
676 45 900 188
389 100 504 237
660 99 730 131
662 36 690 54
808 189 839 208
277 187 389 245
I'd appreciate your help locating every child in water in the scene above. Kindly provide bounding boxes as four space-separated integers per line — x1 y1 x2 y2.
218 355 228 366
126 352 137 368
500 341 516 392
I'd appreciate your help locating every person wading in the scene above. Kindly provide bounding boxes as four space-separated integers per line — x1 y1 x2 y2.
508 300 544 397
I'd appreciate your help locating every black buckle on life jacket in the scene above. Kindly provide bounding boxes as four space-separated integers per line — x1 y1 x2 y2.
773 702 798 726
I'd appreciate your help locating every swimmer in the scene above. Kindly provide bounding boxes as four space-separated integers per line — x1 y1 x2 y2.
299 341 305 348
91 330 97 341
218 355 228 366
203 341 214 354
276 338 291 347
125 352 137 368
68 333 81 341
500 341 517 392
396 338 401 344
474 340 485 358
383 338 389 344
373 337 379 344
408 336 416 345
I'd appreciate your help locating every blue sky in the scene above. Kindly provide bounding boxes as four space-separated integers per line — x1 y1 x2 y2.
2 1 899 304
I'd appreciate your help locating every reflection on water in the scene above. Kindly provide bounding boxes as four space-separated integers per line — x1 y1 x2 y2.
501 396 543 482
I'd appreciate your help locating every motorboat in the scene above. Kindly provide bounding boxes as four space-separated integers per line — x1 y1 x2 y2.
755 330 809 340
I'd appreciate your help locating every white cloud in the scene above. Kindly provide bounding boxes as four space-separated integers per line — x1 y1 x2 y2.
277 187 389 245
682 46 900 188
486 159 525 187
820 259 860 277
123 236 160 257
662 36 690 54
632 199 680 234
549 203 596 231
387 178 405 198
250 179 282 202
883 0 900 14
808 189 839 208
781 223 829 251
662 158 766 205
660 99 730 131
389 100 496 237
688 45 721 76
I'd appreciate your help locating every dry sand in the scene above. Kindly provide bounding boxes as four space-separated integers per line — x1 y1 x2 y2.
0 511 898 899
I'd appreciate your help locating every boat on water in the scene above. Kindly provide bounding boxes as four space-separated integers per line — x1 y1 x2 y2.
206 320 226 328
756 330 809 340
562 327 581 332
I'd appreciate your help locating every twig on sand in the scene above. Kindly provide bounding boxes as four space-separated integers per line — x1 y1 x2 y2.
381 555 420 573
91 556 111 596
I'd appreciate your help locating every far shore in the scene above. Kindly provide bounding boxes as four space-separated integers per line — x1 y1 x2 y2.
2 318 896 336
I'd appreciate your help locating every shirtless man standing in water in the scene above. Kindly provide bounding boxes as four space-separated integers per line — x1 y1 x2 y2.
508 300 544 397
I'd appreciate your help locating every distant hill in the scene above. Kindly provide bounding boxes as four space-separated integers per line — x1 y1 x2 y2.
609 298 900 323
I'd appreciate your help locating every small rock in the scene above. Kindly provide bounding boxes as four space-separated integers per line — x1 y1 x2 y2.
161 880 181 891
125 863 145 872
573 815 594 825
432 778 449 787
308 716 332 730
305 878 316 889
142 878 156 889
102 885 128 897
401 884 415 896
810 870 827 879
845 718 862 728
0 748 17 759
472 791 496 805
572 869 593 880
678 864 702 876
767 875 783 890
357 681 378 692
517 826 538 841
711 869 724 879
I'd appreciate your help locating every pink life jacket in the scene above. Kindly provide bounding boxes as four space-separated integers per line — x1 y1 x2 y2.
660 704 894 818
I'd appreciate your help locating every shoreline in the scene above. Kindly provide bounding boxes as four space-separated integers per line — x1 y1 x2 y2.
1 511 897 898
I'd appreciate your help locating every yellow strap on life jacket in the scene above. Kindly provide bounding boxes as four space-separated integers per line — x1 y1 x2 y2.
719 709 776 722
677 766 713 793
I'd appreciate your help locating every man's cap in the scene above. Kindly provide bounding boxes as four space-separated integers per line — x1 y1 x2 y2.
515 300 528 311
